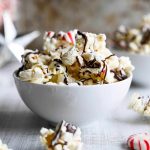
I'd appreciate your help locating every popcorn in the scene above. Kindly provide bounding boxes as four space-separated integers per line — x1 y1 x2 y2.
127 133 150 150
129 93 150 116
0 139 12 150
19 64 48 83
142 14 150 31
112 14 150 55
40 120 83 150
18 29 134 85
61 47 78 65
119 56 134 75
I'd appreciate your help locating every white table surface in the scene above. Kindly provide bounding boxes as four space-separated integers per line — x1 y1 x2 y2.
0 62 150 150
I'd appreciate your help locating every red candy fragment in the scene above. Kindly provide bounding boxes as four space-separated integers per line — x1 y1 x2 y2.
127 133 150 150
47 31 55 38
46 30 76 45
64 31 76 45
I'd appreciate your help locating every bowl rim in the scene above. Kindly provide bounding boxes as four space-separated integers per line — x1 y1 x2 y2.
13 70 133 88
111 48 150 57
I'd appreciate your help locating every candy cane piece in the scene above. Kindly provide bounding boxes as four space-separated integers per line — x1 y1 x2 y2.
64 31 76 45
46 31 55 38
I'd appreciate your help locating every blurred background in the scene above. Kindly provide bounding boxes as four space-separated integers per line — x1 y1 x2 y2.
0 0 150 65
15 0 150 32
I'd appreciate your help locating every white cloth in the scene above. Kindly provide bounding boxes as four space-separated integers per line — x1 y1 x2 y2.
0 62 150 150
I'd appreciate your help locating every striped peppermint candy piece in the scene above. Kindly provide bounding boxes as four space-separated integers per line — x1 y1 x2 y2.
63 30 77 45
46 31 55 38
127 133 150 150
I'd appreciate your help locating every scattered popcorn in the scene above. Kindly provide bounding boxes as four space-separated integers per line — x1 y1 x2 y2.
18 29 134 85
0 139 12 150
129 93 150 116
127 133 150 150
40 120 83 150
112 14 150 55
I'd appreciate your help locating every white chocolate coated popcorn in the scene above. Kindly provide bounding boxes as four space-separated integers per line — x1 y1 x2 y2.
129 93 150 116
0 140 12 150
40 120 83 150
113 14 150 55
18 29 134 85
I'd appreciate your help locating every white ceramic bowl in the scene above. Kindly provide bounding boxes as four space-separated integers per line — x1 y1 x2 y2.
112 50 150 87
13 71 132 125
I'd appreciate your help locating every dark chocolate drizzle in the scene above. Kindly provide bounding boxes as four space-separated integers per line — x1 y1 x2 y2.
54 59 62 64
77 30 88 52
56 66 60 71
144 99 150 111
18 50 40 74
114 72 123 81
83 70 92 74
51 120 77 149
119 70 128 80
103 65 107 82
66 124 76 134
16 65 24 76
111 70 127 81
51 120 64 146
105 54 115 60
76 81 82 86
83 58 101 68
101 60 107 82
51 33 57 38
22 50 40 65
24 50 40 58
64 76 68 85
93 61 101 68
80 78 93 82
76 56 81 66
141 29 150 45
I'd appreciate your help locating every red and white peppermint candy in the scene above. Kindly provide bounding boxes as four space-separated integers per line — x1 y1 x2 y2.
127 133 150 150
46 31 55 38
63 31 76 45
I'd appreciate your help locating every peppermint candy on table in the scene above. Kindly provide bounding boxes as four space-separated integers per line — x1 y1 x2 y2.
127 133 150 150
63 31 76 45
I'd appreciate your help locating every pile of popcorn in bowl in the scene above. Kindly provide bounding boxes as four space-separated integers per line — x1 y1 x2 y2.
18 29 134 86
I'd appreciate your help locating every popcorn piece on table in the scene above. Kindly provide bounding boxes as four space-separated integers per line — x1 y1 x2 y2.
129 93 150 116
127 133 150 150
40 120 83 150
0 139 12 150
